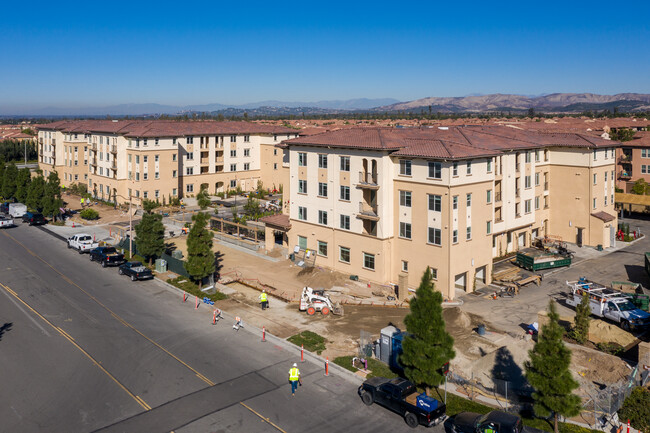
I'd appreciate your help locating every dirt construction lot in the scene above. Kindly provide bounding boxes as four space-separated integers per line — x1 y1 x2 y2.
163 216 650 393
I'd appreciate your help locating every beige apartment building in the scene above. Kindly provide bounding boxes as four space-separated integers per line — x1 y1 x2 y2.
37 120 296 205
282 126 619 300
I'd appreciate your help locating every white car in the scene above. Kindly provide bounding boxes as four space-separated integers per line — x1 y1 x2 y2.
0 215 14 228
67 233 99 254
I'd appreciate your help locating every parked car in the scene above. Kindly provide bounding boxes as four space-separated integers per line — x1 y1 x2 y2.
358 377 446 428
89 246 125 267
0 215 14 228
67 233 99 254
22 212 47 226
118 261 154 281
451 410 540 433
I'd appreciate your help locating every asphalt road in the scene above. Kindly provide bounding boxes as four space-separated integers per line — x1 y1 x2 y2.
0 223 436 433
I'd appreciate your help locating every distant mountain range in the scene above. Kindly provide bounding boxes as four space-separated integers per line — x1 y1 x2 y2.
2 93 649 117
376 93 650 113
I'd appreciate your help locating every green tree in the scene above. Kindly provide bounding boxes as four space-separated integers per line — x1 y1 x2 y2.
610 127 636 142
14 168 31 203
243 195 260 218
0 155 6 193
26 173 45 211
2 162 18 199
184 212 214 290
631 178 647 195
525 300 581 433
571 293 590 344
135 200 165 264
618 387 650 432
42 171 63 219
196 186 211 210
400 268 455 396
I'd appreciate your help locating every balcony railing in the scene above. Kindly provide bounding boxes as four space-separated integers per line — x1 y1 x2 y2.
111 161 117 170
515 188 520 198
618 155 632 164
619 171 632 180
201 158 210 166
544 182 548 191
91 143 97 151
515 163 520 172
110 145 117 154
357 201 379 221
495 192 502 202
357 171 379 189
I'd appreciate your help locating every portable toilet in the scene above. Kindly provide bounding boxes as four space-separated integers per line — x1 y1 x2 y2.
380 325 400 364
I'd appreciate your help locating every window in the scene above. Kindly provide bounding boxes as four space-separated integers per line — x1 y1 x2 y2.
172 153 177 161
274 163 278 170
143 156 148 163
525 151 531 163
230 150 237 157
230 135 237 143
452 230 458 244
318 182 328 197
173 188 177 196
318 154 328 168
399 191 412 207
155 154 159 162
143 191 148 199
340 215 350 230
399 222 412 239
593 150 597 160
241 163 249 170
340 185 350 201
428 227 441 245
187 137 194 144
172 170 177 178
593 174 597 184
155 172 159 179
525 199 532 213
487 190 492 203
244 149 250 157
430 268 438 280
273 134 278 141
298 235 307 250
487 159 492 172
318 210 328 225
244 135 250 143
643 149 648 158
428 194 441 211
515 203 520 217
339 246 350 263
143 173 148 180
487 221 492 235
155 190 159 198
274 149 278 156
466 226 472 240
605 196 608 206
399 160 412 176
135 172 139 181
186 184 194 193
466 161 472 175
593 198 597 209
363 253 375 270
230 180 237 188
340 156 350 172
173 138 177 145
186 152 193 160
298 152 307 166
186 167 193 175
402 261 408 272
155 138 159 146
298 206 307 220
428 161 442 179
298 180 307 194
317 241 328 257
535 150 540 162
452 162 458 176
535 172 540 186
466 193 472 207
535 196 540 210
604 171 608 181
230 164 237 171
452 196 458 210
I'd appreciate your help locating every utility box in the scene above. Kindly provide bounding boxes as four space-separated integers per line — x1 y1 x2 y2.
155 258 167 273
172 250 183 259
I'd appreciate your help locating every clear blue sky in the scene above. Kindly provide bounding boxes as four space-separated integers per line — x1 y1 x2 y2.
2 0 649 108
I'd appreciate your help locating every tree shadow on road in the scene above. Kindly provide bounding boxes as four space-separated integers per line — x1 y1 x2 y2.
0 323 13 342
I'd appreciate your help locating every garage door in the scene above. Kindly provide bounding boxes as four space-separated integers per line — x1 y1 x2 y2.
455 273 466 291
475 266 486 284
518 233 526 248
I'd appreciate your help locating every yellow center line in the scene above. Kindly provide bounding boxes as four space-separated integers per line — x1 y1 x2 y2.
239 402 287 433
0 282 150 411
3 231 216 387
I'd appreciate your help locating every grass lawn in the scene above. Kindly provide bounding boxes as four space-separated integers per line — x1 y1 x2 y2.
287 331 326 355
333 355 395 379
166 276 227 302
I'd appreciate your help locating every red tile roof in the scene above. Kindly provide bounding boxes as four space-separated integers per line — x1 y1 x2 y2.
591 211 616 222
260 214 291 230
284 125 619 160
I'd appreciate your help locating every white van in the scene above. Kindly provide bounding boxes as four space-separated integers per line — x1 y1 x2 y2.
8 203 27 218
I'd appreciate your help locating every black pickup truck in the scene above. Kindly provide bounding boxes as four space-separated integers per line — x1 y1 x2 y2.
358 377 446 428
451 410 545 433
118 261 154 281
89 247 125 267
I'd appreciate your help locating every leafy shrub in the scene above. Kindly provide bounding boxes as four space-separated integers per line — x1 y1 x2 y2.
80 208 99 220
596 342 624 356
618 387 650 432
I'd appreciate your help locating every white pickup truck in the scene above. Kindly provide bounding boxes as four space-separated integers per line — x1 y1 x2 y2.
0 215 14 228
67 233 99 254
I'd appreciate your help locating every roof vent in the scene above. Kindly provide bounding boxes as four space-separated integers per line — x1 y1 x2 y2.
438 126 449 130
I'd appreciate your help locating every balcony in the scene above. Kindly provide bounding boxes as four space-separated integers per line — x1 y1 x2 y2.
110 145 117 154
495 192 502 203
515 163 520 172
357 201 380 221
619 171 632 180
515 188 520 198
201 158 210 166
544 182 548 191
90 159 97 167
618 154 632 164
215 157 224 165
91 143 98 151
111 161 117 170
357 171 379 190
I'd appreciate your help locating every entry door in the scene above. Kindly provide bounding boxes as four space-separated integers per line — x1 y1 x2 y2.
577 228 583 247
455 273 466 291
518 233 526 248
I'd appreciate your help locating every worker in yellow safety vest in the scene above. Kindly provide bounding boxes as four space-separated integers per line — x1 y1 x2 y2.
259 290 268 310
288 363 301 396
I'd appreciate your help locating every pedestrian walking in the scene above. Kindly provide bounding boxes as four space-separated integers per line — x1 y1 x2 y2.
288 363 301 396
259 290 268 310
80 197 84 208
